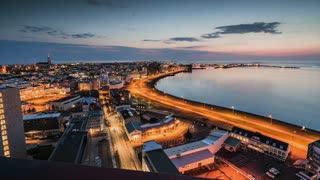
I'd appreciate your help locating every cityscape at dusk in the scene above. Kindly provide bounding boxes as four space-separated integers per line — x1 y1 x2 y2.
0 1 320 180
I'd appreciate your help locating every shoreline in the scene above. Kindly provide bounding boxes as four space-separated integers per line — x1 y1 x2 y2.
152 70 319 133
132 70 320 159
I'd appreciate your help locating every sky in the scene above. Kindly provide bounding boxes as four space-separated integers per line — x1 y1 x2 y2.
0 0 320 64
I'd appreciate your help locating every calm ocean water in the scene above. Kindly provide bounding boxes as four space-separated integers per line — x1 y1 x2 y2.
156 60 320 131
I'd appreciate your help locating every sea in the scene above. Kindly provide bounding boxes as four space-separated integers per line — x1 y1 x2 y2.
155 59 320 131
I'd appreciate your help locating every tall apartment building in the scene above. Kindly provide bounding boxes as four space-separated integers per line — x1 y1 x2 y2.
0 85 26 158
306 140 320 179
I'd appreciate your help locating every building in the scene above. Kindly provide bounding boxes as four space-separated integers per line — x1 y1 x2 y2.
0 156 198 180
50 95 84 111
109 80 124 89
20 85 45 101
142 141 180 174
49 114 89 164
0 85 26 158
78 79 100 91
230 126 290 161
23 113 62 139
164 130 229 174
87 111 104 134
109 89 131 108
118 108 180 141
302 140 320 180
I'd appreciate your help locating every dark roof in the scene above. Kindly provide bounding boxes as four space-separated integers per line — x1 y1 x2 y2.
145 149 180 175
53 95 80 103
309 139 320 147
49 118 88 163
223 136 241 147
125 121 141 133
120 109 138 120
231 126 289 151
0 157 200 180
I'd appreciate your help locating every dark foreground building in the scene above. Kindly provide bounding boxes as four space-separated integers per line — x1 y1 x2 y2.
0 157 201 180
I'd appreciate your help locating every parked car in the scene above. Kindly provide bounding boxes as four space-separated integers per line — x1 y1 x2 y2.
266 172 275 178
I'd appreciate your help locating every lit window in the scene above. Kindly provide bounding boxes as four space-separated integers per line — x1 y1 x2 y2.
4 146 9 151
2 135 7 141
3 140 8 146
4 151 10 157
0 120 5 125
1 130 7 136
1 124 6 130
0 104 3 108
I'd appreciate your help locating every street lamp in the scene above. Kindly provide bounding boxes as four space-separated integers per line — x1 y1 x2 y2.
269 115 272 125
231 106 234 114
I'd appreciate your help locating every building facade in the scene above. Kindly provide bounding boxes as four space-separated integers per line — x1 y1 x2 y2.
23 113 62 139
230 127 290 161
306 140 320 179
0 86 26 158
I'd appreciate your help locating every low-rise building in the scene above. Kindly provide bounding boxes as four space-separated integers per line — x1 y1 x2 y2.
109 89 131 108
230 126 290 161
164 130 229 174
118 108 180 141
50 95 84 111
87 111 104 134
142 141 180 174
23 113 62 138
109 80 124 89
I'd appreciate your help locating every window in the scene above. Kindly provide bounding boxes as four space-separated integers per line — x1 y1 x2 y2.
4 151 10 157
1 124 6 130
2 135 7 141
3 140 8 146
0 120 5 125
0 104 3 108
1 130 7 136
4 146 9 151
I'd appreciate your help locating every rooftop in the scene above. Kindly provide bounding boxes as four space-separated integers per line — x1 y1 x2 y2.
223 136 241 148
23 113 61 121
49 117 88 163
171 149 213 168
165 130 228 157
52 95 81 103
145 149 180 175
143 141 162 152
232 126 289 151
0 157 196 180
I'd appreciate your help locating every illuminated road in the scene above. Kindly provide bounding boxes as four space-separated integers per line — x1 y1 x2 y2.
104 106 141 171
127 69 320 159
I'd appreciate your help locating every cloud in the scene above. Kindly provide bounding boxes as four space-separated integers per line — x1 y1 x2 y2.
202 22 281 39
169 37 200 42
176 46 206 49
86 0 128 8
142 39 161 42
20 25 104 39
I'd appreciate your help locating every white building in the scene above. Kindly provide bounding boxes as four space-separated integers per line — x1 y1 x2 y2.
164 130 229 174
142 141 180 174
230 126 290 161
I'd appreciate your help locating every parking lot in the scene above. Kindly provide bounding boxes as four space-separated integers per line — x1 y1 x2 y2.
217 147 301 180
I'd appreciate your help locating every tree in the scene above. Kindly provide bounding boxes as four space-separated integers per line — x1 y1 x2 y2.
184 128 192 141
31 107 36 112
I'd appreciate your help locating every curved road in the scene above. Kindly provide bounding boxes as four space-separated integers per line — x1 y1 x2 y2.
127 69 320 159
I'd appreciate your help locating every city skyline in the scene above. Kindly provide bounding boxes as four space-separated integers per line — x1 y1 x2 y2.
1 0 320 64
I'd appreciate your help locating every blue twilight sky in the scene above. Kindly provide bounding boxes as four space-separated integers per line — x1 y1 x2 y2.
0 0 320 64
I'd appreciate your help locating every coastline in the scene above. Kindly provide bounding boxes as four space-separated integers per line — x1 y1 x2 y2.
151 70 320 134
130 69 320 159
